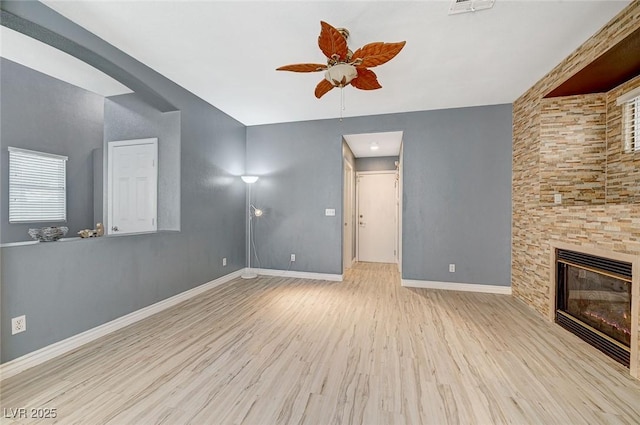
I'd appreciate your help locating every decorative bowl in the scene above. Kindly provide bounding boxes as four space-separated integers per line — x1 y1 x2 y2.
28 226 69 242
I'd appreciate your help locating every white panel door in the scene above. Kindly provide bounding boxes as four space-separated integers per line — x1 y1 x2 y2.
108 139 157 235
357 172 397 263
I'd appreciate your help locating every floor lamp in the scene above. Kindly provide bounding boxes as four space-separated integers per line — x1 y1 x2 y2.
241 175 262 279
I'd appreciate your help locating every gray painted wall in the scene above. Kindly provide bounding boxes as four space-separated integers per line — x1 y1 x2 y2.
1 4 246 363
355 156 398 172
246 120 344 274
0 58 104 243
104 93 181 231
247 104 512 286
400 107 512 284
92 148 103 225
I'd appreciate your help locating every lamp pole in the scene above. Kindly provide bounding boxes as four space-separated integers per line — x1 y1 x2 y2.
241 176 259 279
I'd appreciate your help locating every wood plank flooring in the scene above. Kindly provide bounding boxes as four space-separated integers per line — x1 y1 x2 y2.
2 262 640 424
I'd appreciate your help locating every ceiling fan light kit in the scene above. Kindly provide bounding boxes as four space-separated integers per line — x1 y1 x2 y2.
325 63 358 88
277 21 406 99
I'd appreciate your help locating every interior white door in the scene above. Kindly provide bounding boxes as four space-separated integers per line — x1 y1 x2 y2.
357 172 397 263
108 139 157 235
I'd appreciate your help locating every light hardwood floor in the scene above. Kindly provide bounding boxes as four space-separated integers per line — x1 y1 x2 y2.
2 262 640 424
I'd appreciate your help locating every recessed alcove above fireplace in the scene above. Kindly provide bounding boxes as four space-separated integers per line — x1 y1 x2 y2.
538 74 640 207
549 242 639 377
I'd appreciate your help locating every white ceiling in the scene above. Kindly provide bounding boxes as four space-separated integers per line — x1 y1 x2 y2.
0 26 131 97
40 1 631 126
344 131 403 158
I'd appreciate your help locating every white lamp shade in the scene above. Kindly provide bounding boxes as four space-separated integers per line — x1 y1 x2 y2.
241 175 259 184
325 63 357 87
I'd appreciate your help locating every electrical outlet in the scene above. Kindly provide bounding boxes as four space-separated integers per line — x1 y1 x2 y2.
222 257 227 266
290 254 296 262
554 193 562 204
449 264 456 273
12 315 26 335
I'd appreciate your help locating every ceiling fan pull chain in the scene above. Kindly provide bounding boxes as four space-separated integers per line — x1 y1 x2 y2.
340 88 345 121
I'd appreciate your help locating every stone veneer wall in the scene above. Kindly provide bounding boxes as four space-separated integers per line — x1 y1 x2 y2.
539 94 607 205
512 1 640 377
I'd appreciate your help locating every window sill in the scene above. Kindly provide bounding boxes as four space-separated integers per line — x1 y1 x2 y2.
0 230 180 248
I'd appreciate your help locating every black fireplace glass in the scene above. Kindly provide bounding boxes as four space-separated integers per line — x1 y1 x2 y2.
559 263 631 347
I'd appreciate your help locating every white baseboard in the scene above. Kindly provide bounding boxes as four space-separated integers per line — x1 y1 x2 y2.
255 268 343 282
0 268 245 380
401 279 512 295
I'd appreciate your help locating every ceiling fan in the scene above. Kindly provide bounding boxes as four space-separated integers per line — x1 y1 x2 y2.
277 21 406 99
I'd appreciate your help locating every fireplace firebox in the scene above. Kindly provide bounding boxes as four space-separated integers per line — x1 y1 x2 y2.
556 249 632 367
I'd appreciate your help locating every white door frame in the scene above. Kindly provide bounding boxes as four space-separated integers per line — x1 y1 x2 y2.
107 138 158 235
397 143 404 274
343 160 355 271
394 170 399 270
355 170 398 263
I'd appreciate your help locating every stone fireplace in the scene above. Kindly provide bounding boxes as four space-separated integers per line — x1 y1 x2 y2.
555 248 632 366
549 242 638 377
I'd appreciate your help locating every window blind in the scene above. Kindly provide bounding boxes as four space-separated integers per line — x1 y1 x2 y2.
8 147 68 223
623 95 639 153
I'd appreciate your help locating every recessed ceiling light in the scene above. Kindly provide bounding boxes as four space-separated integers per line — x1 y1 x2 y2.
370 142 380 151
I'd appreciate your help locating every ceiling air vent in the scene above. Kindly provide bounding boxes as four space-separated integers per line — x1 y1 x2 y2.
449 0 495 15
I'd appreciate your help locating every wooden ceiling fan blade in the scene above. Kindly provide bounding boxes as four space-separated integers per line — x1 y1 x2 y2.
276 63 328 72
350 68 382 90
315 79 335 98
318 21 348 61
352 41 406 68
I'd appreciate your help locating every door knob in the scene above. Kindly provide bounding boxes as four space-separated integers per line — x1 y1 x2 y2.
112 226 119 232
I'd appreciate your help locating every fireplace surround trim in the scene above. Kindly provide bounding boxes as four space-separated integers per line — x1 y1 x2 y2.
549 241 639 379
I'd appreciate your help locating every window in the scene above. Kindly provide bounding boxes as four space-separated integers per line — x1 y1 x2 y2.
8 147 67 223
620 91 640 153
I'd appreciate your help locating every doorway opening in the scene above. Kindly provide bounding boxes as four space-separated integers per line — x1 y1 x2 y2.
343 131 403 273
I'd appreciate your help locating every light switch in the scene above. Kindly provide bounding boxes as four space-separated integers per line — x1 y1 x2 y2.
325 208 336 216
